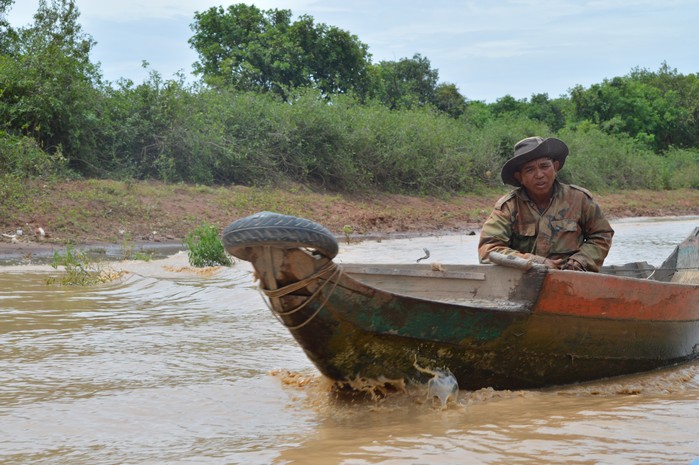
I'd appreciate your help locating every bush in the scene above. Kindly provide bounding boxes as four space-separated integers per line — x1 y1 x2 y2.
456 114 551 190
184 223 232 267
662 147 699 189
0 131 69 178
558 124 664 191
48 244 122 286
0 132 72 219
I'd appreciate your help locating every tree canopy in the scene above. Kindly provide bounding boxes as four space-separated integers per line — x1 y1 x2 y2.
0 0 101 168
189 4 371 99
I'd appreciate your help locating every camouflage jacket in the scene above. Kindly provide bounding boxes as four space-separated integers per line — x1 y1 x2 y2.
478 181 614 272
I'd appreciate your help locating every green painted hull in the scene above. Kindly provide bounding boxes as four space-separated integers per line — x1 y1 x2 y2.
277 266 699 390
223 213 699 390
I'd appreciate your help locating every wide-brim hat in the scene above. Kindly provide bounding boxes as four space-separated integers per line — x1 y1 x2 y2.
501 136 569 186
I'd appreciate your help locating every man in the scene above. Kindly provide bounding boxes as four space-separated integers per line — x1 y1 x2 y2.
478 136 614 272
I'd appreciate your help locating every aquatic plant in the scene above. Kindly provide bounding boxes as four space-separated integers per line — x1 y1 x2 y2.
184 223 232 267
342 224 353 244
48 244 123 286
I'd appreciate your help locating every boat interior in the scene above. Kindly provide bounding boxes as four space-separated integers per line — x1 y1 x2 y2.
338 226 699 304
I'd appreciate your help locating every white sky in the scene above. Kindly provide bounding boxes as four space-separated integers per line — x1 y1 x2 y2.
7 0 698 102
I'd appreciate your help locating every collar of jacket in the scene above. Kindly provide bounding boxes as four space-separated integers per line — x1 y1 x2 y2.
515 179 563 205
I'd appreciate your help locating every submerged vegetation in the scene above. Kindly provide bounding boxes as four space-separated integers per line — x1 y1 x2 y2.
47 244 124 286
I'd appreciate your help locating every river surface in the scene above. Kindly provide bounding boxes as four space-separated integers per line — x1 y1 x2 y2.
1 217 699 464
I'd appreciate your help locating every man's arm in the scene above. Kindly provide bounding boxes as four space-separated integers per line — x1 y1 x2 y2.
478 203 549 265
569 199 614 272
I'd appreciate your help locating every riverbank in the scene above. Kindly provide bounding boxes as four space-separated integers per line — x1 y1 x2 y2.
2 179 699 262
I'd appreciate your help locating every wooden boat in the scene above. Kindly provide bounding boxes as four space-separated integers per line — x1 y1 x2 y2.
223 211 699 391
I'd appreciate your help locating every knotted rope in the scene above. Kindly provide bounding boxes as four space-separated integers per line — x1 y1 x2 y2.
259 261 343 330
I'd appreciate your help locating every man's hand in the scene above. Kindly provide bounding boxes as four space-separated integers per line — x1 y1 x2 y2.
543 258 565 269
543 258 585 271
561 258 585 271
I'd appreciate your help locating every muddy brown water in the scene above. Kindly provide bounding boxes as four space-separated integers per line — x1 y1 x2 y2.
1 217 699 464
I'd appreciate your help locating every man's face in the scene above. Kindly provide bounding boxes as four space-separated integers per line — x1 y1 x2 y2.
513 157 559 198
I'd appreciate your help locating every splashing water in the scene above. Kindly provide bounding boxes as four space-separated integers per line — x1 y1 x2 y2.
413 360 459 408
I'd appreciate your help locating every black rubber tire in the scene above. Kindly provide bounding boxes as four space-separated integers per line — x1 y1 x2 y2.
222 211 339 260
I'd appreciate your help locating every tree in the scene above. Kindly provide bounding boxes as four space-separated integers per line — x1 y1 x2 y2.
490 94 526 116
0 0 103 170
569 73 685 151
367 53 439 109
433 82 467 118
0 0 16 54
527 93 565 131
628 63 699 149
189 4 371 98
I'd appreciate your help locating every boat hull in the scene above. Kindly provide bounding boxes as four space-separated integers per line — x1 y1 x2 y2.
276 269 699 390
223 212 699 390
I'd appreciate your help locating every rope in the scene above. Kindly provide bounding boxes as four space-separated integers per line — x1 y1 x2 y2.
259 261 343 330
262 261 337 298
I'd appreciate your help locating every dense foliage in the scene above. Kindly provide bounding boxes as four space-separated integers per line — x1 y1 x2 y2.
1 0 699 196
189 4 371 99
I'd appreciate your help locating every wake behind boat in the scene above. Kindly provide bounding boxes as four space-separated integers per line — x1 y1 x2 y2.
223 211 699 391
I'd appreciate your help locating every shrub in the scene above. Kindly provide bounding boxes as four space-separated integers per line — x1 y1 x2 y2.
559 124 664 191
47 244 122 286
0 131 69 178
184 223 232 267
662 147 699 189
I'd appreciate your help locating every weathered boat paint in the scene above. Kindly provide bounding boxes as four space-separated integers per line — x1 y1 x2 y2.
535 271 699 320
224 214 699 391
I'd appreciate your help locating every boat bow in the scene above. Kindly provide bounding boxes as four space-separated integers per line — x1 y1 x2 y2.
223 213 699 391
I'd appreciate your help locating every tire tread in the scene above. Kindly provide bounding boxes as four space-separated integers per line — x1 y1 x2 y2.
222 211 338 259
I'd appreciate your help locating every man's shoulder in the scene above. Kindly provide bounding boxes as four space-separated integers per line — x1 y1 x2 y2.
494 189 519 210
564 183 593 199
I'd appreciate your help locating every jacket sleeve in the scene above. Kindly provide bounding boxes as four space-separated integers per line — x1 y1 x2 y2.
477 199 547 265
569 197 614 272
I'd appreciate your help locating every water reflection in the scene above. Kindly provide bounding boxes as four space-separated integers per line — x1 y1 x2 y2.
0 219 698 464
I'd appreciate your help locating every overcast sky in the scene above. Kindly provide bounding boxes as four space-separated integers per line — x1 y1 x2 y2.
7 0 698 102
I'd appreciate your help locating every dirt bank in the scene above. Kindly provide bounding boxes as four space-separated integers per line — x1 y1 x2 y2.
2 180 699 262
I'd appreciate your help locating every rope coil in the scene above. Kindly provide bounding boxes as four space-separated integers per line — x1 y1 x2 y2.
259 261 343 330
261 261 338 298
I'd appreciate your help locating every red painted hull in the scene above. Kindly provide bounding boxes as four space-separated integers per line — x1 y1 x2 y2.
223 212 699 390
